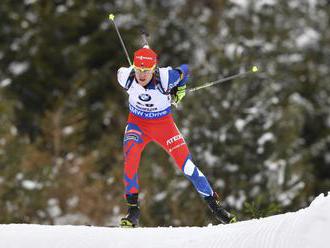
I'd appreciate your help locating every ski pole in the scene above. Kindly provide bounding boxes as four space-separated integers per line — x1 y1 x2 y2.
108 13 132 66
188 65 259 93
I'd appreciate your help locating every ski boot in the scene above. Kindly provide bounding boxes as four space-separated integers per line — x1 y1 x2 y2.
204 193 237 224
120 193 140 228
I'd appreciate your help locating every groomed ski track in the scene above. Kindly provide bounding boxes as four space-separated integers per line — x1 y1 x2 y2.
0 193 329 248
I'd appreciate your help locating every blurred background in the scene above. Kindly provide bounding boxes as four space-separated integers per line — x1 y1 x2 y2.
0 0 329 227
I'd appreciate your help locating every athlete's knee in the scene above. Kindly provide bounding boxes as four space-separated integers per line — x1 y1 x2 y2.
182 155 203 177
168 143 189 169
123 123 144 158
124 123 144 144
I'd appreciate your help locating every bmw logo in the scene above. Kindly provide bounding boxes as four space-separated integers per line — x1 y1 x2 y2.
138 94 151 102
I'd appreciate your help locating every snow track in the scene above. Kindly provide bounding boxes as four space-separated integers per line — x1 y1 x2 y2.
0 193 329 248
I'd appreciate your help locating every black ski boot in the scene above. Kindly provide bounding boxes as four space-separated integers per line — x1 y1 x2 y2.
204 193 237 224
120 193 140 228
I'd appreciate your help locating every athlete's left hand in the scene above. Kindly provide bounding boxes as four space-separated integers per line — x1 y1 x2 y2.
172 85 186 104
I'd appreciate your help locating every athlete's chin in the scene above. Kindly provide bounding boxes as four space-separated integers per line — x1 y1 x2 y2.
138 80 148 86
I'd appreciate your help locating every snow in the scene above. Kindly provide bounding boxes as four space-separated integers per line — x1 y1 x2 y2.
230 0 249 9
289 93 314 112
277 53 304 63
21 180 43 190
230 0 276 10
0 193 329 248
0 78 12 88
325 153 330 163
203 149 218 166
24 0 37 5
227 190 247 209
235 118 246 131
47 198 62 218
224 43 244 59
295 28 320 48
257 132 274 146
10 126 18 136
62 126 74 135
56 5 68 14
8 61 29 75
154 192 167 202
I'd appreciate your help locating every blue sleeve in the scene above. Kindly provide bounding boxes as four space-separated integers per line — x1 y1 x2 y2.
168 64 189 89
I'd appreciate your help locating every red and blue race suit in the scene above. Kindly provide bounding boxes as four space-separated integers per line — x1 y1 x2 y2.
117 65 214 198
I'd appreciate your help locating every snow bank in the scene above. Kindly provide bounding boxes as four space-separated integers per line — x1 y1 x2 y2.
0 193 329 248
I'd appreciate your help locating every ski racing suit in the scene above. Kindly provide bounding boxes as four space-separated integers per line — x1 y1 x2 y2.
117 64 214 198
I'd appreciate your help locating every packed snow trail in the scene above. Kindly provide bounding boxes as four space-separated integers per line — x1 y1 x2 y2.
0 193 329 248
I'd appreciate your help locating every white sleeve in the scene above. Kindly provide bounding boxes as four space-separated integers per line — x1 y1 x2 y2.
117 67 133 89
159 67 172 92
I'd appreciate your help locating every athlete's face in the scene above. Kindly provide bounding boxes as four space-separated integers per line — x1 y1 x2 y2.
134 67 154 86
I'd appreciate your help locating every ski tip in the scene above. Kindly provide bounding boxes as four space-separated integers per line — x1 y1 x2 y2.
109 13 115 21
120 218 137 228
229 215 238 224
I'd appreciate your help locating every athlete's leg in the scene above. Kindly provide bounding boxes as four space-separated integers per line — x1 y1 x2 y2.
150 116 236 224
123 122 150 195
151 116 213 197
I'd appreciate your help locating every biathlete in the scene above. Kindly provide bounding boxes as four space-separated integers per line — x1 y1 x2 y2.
117 46 236 227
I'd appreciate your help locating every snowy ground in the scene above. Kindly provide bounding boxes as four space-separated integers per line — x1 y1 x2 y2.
0 193 329 248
